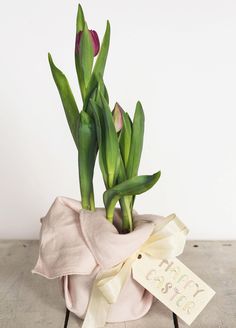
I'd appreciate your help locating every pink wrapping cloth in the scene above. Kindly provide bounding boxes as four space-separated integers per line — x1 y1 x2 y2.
32 197 165 322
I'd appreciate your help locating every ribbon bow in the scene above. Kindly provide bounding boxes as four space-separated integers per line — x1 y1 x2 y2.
82 214 188 328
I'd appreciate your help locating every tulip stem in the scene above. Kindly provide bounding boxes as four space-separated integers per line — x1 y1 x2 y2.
120 196 133 233
81 188 95 211
106 207 114 224
81 198 91 210
90 188 95 211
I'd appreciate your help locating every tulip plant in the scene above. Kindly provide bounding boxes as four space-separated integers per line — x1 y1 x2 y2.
49 4 161 233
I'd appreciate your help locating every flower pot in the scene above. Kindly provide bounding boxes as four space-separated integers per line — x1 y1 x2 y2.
33 196 165 323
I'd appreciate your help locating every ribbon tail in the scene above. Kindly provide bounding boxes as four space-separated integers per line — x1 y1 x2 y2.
82 279 110 328
82 259 134 328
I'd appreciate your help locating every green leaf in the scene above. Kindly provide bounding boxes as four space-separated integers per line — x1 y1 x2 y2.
90 92 120 189
93 21 110 82
79 23 94 87
83 21 110 110
75 22 94 100
48 53 80 147
127 101 145 178
90 99 108 186
88 76 109 113
97 76 109 104
104 172 161 222
119 112 132 169
99 93 120 188
76 4 85 33
78 111 97 210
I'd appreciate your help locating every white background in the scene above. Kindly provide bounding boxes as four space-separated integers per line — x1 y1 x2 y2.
0 0 235 239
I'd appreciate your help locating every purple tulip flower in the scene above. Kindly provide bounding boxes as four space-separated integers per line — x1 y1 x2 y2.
112 103 124 132
75 30 100 57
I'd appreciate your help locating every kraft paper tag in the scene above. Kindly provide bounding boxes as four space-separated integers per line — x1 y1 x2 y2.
132 254 215 325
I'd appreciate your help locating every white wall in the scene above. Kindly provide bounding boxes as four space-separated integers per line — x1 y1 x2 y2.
0 0 235 239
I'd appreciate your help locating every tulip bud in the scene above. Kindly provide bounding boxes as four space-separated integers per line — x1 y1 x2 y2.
112 102 124 132
75 30 100 56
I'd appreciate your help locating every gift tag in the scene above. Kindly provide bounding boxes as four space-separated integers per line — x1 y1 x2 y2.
132 254 215 325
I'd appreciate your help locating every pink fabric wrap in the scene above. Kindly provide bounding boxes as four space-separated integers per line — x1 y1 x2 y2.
32 197 164 323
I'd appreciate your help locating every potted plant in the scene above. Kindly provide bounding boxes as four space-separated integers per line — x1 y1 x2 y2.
33 4 188 327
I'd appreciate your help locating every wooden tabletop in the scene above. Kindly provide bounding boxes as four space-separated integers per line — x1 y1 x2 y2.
0 240 235 327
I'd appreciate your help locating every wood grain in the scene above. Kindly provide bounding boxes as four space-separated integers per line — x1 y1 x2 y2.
0 241 235 327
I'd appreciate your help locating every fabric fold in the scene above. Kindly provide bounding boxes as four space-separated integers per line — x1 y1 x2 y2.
32 196 166 322
32 197 97 278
